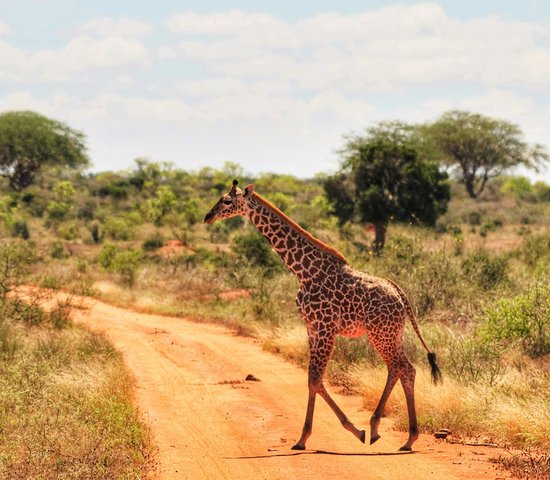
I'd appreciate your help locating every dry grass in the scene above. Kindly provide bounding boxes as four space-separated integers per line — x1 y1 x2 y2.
324 360 550 452
492 450 550 480
0 297 157 479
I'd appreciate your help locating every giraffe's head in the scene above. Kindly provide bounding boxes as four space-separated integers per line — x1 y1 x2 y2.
203 179 255 224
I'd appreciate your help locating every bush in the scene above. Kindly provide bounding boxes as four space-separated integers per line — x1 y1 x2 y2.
479 219 502 238
104 217 134 241
46 200 71 222
98 243 118 269
51 241 69 259
77 201 96 220
56 221 79 240
0 242 35 300
461 250 508 290
479 283 550 357
11 219 29 239
98 244 143 287
520 234 550 273
110 249 143 287
501 176 534 201
142 232 165 251
446 337 504 385
232 231 282 275
467 211 482 226
534 181 550 202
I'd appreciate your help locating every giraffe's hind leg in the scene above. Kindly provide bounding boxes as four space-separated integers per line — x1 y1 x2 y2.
369 364 399 445
398 355 418 451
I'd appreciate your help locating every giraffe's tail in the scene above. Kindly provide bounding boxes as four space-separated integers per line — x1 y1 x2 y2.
386 279 443 385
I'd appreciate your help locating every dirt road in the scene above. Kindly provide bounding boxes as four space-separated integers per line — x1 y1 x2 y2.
66 296 509 480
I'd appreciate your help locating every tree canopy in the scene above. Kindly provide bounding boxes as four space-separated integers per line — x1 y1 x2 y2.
325 124 450 251
0 111 90 191
427 110 549 198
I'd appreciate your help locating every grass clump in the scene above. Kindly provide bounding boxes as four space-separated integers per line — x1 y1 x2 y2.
0 297 156 479
0 241 155 478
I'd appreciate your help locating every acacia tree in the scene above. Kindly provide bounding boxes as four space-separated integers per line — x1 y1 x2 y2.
0 111 89 191
428 110 549 198
325 124 450 251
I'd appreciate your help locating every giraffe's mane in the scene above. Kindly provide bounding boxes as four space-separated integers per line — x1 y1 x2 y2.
252 192 349 264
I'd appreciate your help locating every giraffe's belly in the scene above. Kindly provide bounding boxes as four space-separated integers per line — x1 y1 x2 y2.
337 312 371 337
338 323 368 338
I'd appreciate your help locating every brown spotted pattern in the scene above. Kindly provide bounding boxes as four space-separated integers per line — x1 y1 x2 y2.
204 181 438 451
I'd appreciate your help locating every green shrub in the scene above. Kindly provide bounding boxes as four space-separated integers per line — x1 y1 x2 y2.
98 243 118 269
142 232 165 251
232 231 282 275
479 283 550 357
98 244 143 287
11 219 29 239
0 242 35 300
520 234 550 273
110 249 143 287
104 217 134 241
381 235 422 274
51 241 69 259
209 222 230 243
46 200 71 222
501 176 534 201
446 337 504 385
479 218 502 238
76 259 89 273
56 221 79 240
461 250 508 290
77 201 96 220
467 211 482 226
534 181 550 202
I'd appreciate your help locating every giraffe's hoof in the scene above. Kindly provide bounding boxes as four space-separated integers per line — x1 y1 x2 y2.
291 444 306 451
369 434 381 445
360 430 366 444
398 445 412 452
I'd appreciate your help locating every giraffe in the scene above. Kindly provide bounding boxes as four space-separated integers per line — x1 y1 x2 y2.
204 180 442 452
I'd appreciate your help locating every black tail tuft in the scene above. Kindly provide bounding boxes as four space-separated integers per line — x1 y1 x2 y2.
427 352 443 385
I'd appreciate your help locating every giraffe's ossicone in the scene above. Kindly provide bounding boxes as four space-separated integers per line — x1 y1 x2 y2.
204 179 442 452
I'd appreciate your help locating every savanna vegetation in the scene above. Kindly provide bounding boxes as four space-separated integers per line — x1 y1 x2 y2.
1 109 549 478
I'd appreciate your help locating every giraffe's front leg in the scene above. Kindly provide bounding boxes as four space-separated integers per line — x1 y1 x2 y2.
292 332 365 450
291 340 323 450
291 386 316 450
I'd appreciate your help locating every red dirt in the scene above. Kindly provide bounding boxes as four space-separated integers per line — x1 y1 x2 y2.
156 239 191 257
19 288 513 480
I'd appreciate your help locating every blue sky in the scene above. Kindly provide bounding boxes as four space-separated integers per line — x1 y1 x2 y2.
1 1 550 180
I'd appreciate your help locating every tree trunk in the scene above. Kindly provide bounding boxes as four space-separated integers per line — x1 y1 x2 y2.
373 223 387 254
464 176 478 198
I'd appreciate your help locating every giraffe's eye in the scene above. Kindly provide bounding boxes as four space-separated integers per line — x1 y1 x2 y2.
222 198 233 206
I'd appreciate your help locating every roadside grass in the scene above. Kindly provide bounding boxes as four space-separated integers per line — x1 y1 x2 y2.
0 292 156 479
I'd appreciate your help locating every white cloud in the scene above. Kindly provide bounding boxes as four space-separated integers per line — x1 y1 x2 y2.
177 77 291 96
162 5 550 91
0 21 10 35
78 17 153 38
460 89 534 118
0 34 150 82
166 10 297 47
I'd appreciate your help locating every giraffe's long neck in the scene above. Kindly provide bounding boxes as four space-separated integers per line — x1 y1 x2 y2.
246 193 347 283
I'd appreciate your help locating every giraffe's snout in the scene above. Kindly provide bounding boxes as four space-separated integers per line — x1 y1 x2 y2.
203 211 216 224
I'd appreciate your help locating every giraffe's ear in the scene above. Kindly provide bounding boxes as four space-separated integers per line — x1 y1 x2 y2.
242 184 255 197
